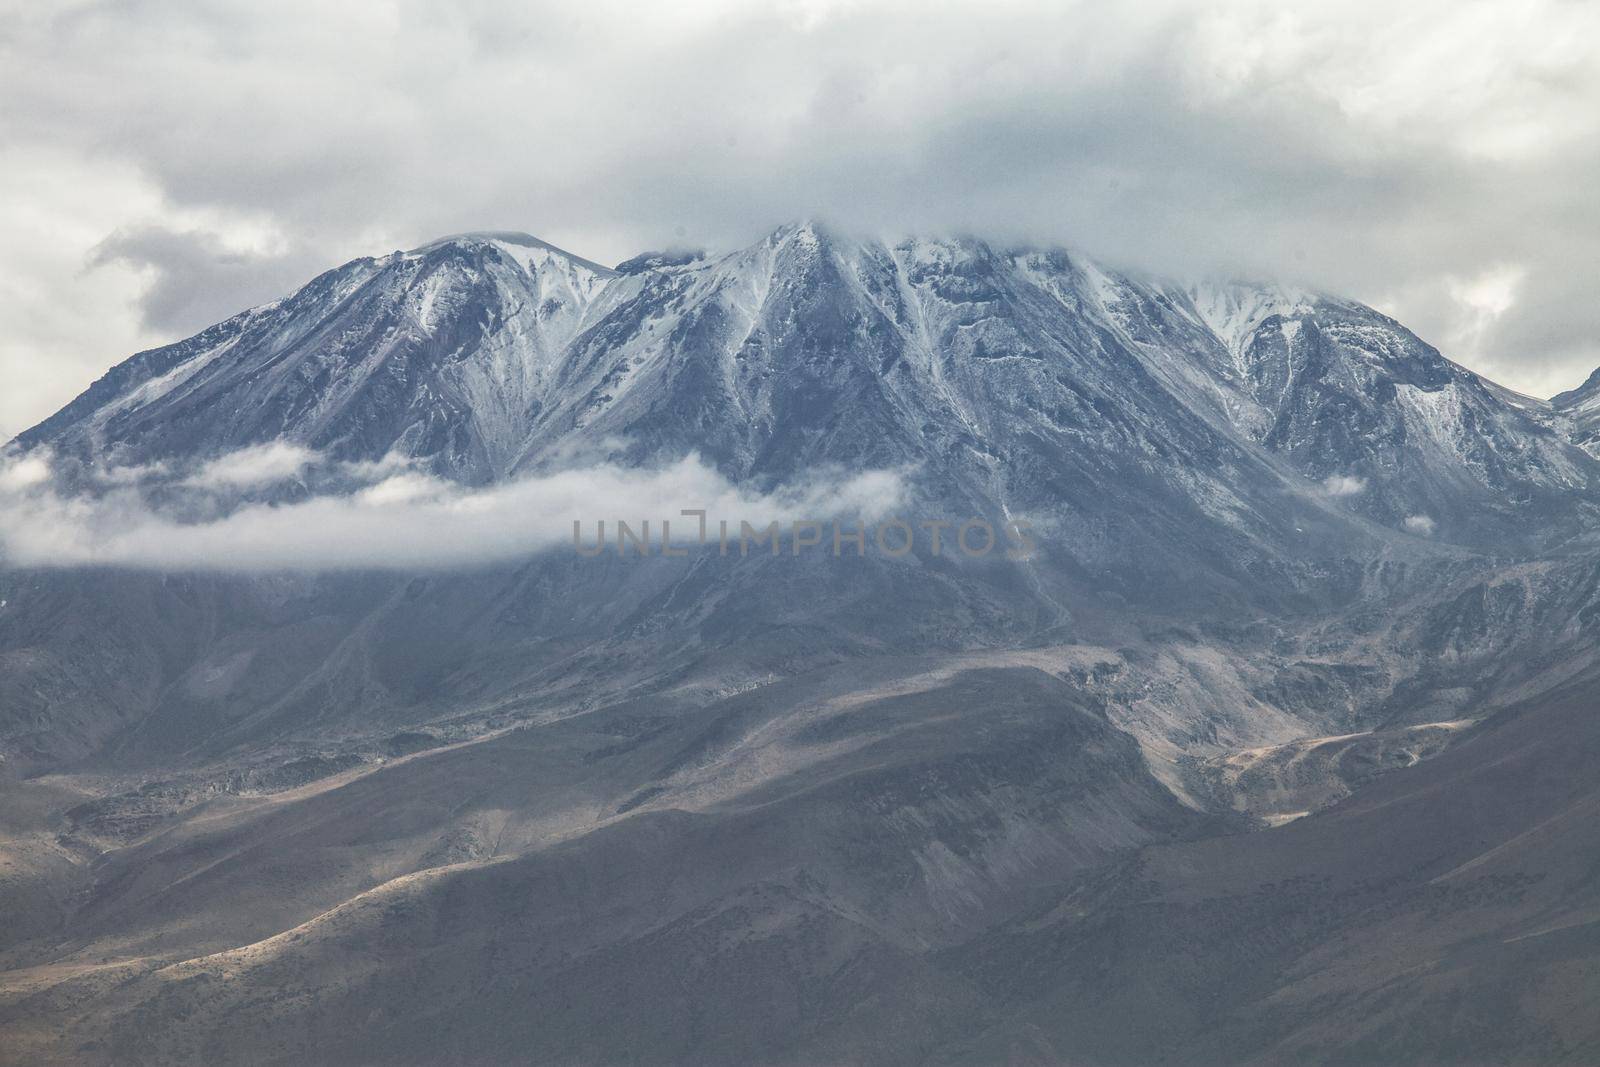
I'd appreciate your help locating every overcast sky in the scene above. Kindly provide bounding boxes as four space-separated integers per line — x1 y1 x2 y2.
3 0 1599 435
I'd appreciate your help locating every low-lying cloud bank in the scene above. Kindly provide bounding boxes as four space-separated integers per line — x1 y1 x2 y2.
0 448 907 573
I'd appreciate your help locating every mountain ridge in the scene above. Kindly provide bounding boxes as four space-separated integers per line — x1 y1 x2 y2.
14 221 1599 554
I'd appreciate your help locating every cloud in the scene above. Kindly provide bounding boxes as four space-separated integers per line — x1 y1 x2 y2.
0 450 51 492
87 225 329 337
0 450 908 573
180 442 319 490
93 461 171 486
1403 514 1437 536
3 0 1600 432
1322 474 1368 497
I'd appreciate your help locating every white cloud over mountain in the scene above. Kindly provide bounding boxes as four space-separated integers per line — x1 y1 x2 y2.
0 449 906 572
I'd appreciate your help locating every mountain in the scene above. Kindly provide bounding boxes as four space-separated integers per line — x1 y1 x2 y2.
22 224 1598 552
18 233 615 484
1553 365 1600 455
3 222 1600 1065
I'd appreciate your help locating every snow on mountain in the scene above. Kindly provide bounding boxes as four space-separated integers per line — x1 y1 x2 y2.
18 233 615 483
1161 280 1596 538
1552 364 1600 457
17 221 1600 558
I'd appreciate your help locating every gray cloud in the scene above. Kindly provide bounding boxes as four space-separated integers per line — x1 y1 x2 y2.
87 226 329 337
2 0 1598 433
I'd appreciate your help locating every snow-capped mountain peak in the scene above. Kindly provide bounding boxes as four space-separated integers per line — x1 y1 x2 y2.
16 222 1600 555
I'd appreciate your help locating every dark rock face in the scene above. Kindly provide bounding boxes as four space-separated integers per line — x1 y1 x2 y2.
3 223 1600 1065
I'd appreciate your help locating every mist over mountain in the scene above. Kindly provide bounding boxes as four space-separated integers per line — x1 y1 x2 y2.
2 222 1598 1065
